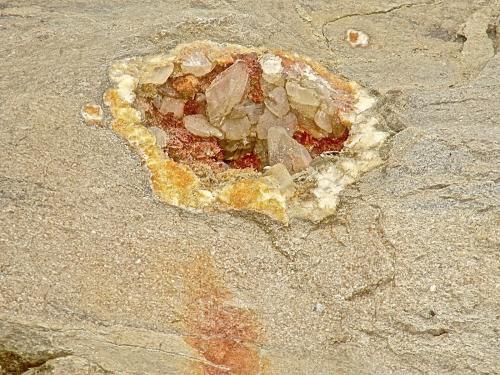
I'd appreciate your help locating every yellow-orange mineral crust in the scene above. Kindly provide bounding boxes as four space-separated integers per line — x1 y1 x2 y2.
100 41 386 223
218 179 286 222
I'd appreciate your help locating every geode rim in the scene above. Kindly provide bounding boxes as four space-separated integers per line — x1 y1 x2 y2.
100 41 388 223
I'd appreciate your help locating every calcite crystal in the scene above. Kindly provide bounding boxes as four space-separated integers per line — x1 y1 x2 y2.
98 41 388 222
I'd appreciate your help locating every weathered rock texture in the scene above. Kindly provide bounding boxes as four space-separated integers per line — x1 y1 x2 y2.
0 1 499 374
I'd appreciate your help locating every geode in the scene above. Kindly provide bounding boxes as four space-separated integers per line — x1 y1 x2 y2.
98 41 388 223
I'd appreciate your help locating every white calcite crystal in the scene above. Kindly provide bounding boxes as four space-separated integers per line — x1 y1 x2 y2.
267 126 312 173
259 53 283 84
184 114 223 138
312 118 387 214
181 51 213 77
206 60 249 126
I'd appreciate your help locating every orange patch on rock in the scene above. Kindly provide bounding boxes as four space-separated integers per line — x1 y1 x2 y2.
229 153 262 171
172 74 200 98
348 31 359 43
182 253 264 375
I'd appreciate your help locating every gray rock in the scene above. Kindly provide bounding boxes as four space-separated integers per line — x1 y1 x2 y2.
0 1 499 374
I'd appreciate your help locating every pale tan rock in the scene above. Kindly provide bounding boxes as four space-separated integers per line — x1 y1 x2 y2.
184 114 223 139
206 60 249 126
2 6 499 375
267 126 312 173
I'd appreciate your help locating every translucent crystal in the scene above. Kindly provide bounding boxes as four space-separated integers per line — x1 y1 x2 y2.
140 63 174 85
206 60 249 126
256 109 279 139
221 116 251 140
264 163 296 196
159 97 185 118
184 114 223 139
264 86 290 118
230 100 264 124
297 115 328 138
286 81 320 118
282 112 298 134
257 109 296 139
181 51 213 77
267 126 312 173
314 109 333 133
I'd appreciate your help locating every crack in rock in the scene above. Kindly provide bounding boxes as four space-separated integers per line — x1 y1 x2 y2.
345 276 394 301
321 0 442 43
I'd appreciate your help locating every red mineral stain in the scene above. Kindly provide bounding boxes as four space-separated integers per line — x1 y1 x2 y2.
230 153 262 171
165 127 224 164
184 97 207 116
235 53 264 103
294 129 350 157
148 106 224 170
182 253 264 375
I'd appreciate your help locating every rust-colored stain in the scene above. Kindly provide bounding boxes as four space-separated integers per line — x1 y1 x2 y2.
182 253 265 375
348 30 359 43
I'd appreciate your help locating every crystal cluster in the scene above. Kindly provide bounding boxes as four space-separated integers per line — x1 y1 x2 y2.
134 45 355 179
99 41 387 222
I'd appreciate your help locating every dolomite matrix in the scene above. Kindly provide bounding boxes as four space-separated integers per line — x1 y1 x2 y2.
98 41 388 222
